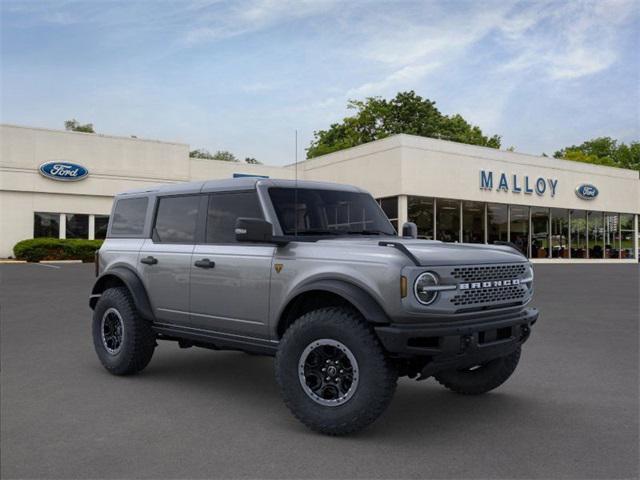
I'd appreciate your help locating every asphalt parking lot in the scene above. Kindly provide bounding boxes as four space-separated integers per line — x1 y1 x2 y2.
1 263 638 479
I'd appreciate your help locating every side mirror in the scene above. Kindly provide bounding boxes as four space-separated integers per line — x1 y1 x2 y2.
401 222 418 239
235 218 274 243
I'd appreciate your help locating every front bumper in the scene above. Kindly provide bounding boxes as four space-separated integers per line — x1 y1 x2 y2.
375 307 538 376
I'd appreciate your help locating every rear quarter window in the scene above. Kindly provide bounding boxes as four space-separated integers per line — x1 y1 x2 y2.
109 197 148 236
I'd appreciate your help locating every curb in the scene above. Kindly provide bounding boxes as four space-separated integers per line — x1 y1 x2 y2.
40 260 84 264
0 260 27 264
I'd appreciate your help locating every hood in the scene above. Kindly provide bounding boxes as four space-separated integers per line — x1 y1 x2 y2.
315 237 527 266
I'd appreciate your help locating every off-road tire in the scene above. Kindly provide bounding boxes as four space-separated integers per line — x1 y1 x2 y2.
92 287 156 375
275 307 398 436
434 347 521 395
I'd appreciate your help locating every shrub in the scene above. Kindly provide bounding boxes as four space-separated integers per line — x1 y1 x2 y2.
13 238 104 262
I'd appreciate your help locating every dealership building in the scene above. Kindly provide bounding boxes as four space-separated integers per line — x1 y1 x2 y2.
1 123 638 262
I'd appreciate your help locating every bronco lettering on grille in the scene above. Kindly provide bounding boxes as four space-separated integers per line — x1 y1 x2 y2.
459 278 521 290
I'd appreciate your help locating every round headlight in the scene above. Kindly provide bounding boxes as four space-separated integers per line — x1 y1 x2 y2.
414 272 439 305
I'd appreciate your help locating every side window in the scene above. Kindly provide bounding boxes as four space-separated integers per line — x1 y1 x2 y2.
153 195 200 243
110 197 148 236
206 192 263 243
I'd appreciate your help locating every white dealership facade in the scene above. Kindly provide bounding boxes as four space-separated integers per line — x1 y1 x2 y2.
1 123 638 261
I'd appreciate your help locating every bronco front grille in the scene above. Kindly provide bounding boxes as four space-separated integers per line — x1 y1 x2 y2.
450 285 527 307
451 264 526 283
448 263 530 309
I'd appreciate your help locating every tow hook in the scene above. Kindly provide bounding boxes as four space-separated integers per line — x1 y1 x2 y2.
461 335 473 353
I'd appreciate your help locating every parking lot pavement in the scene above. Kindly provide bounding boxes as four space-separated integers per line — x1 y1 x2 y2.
1 263 638 479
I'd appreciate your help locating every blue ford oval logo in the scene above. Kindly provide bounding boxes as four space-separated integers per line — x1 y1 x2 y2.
575 183 598 200
39 161 89 182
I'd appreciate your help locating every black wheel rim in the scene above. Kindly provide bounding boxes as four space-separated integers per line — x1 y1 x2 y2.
298 339 359 407
101 308 124 355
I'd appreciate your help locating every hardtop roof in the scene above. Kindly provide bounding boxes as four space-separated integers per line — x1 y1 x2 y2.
116 177 366 197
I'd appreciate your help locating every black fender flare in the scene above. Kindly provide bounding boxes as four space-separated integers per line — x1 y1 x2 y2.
279 278 391 326
89 266 155 321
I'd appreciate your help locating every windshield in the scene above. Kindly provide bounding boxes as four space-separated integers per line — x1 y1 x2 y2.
268 187 396 237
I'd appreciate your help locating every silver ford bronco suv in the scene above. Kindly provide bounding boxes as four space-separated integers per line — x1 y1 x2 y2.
90 178 538 435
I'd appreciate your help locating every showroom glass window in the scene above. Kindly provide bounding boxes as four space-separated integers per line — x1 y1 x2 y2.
407 196 434 239
66 214 89 239
436 198 460 242
530 207 550 259
509 205 530 257
571 210 587 258
94 215 109 240
603 213 619 259
153 195 200 243
620 214 636 259
34 212 59 238
588 211 604 258
206 192 263 243
462 201 484 243
377 197 398 231
550 209 569 259
487 203 508 245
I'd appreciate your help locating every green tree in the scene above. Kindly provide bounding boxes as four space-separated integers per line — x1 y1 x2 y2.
244 157 262 164
554 137 640 171
189 149 215 159
307 91 501 158
64 119 94 133
189 149 239 162
212 150 238 162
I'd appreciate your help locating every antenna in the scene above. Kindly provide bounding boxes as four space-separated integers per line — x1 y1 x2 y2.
294 129 298 239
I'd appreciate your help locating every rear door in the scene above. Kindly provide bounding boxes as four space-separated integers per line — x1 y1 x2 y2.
139 194 202 325
189 190 274 339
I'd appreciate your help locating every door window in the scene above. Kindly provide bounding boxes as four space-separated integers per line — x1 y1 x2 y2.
206 192 263 243
153 195 200 243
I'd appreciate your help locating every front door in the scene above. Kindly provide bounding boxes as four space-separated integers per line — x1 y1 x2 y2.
189 191 274 339
139 194 201 325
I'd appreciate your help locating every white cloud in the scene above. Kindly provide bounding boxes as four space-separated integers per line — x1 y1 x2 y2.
347 63 440 97
183 0 340 44
241 81 278 93
499 0 637 80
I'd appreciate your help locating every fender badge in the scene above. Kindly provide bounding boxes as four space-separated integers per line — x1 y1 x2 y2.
274 263 283 273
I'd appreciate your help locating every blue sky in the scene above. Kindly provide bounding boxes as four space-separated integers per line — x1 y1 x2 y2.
2 0 639 165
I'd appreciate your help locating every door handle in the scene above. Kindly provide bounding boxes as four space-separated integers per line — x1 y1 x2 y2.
140 256 158 265
194 258 215 269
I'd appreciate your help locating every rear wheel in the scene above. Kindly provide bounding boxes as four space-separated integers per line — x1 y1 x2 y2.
434 348 521 395
92 287 156 375
275 307 397 436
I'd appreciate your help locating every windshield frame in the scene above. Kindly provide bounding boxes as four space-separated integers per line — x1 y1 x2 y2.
264 186 397 240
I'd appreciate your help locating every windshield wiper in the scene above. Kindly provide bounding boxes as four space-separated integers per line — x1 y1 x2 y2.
346 230 392 235
294 230 342 236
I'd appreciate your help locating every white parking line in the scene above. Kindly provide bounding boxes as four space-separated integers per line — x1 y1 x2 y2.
33 263 61 269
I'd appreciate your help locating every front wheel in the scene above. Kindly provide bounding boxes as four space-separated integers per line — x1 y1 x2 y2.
275 307 397 436
434 348 521 395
